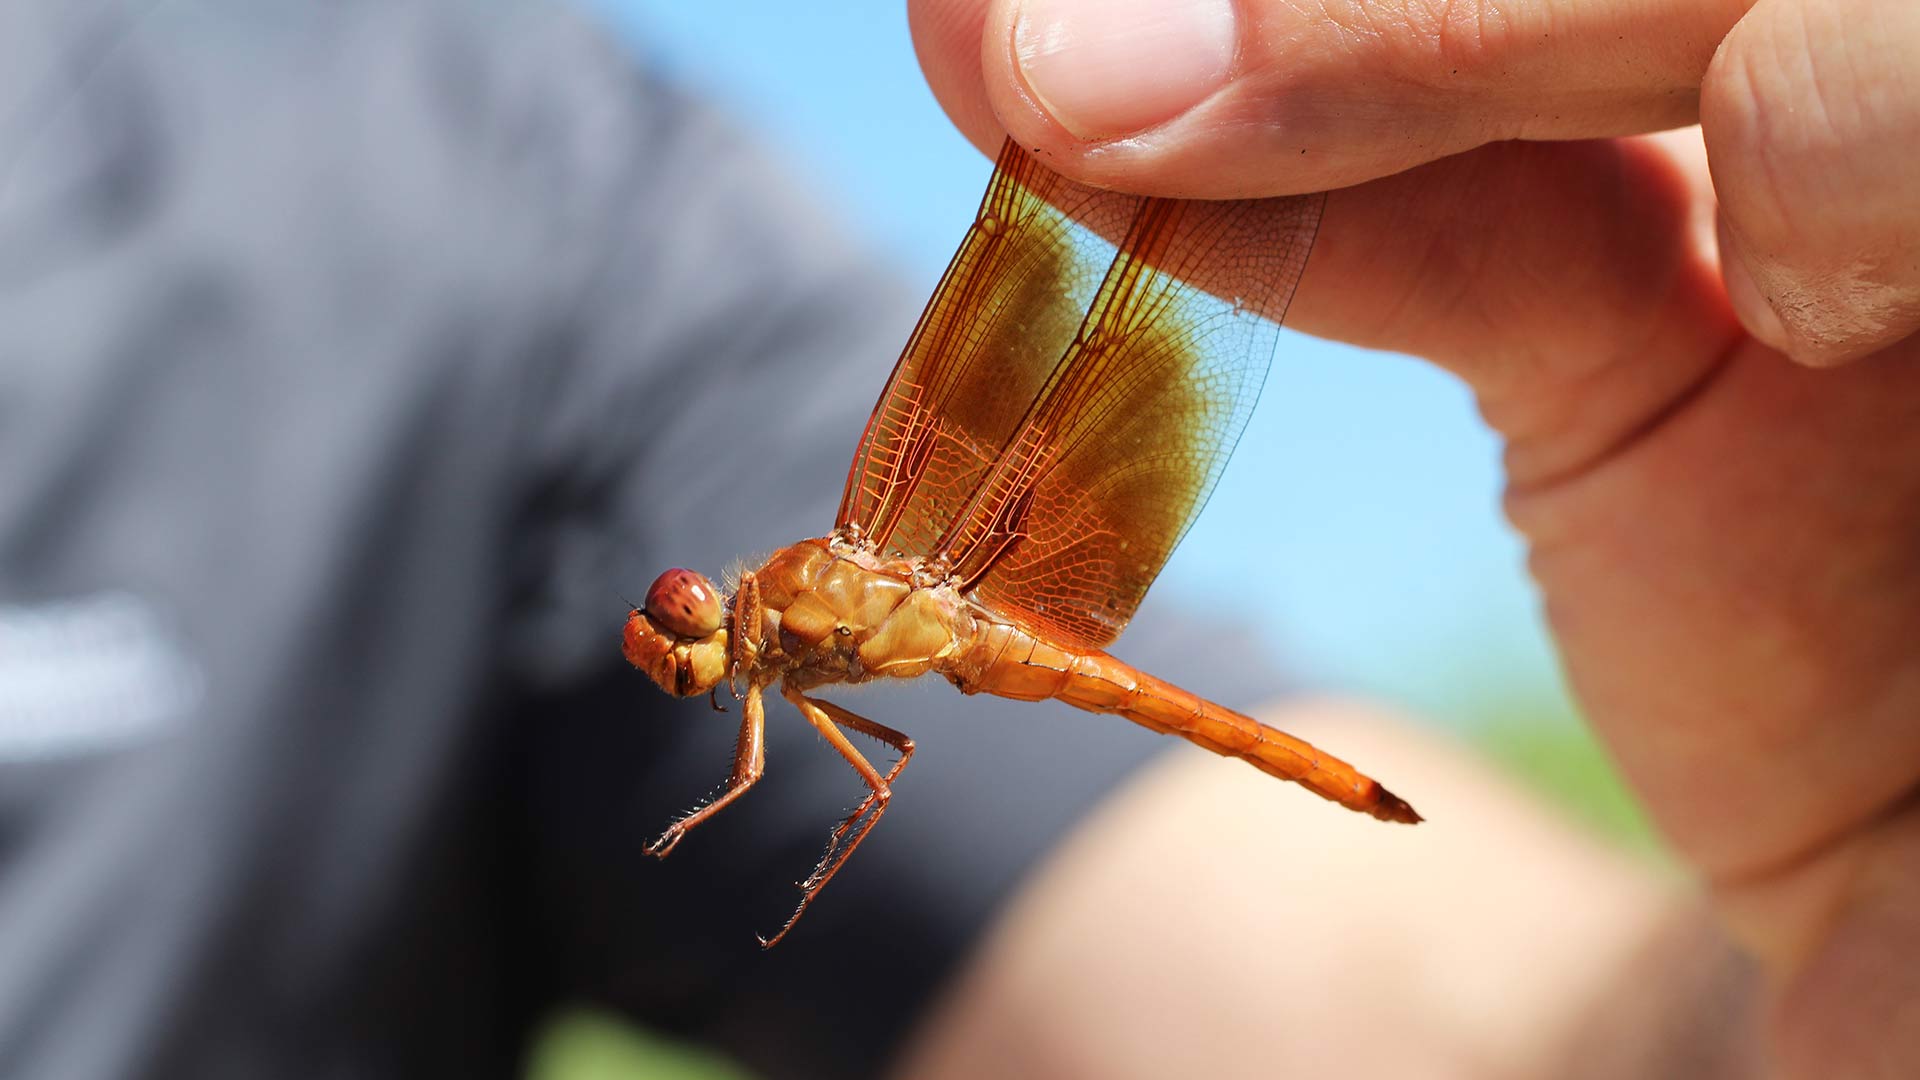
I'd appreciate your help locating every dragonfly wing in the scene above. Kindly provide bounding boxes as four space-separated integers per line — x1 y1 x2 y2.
839 137 1325 651
836 140 1142 558
951 190 1325 649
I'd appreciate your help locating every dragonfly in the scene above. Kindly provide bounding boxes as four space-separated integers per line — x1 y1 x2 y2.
625 138 1420 946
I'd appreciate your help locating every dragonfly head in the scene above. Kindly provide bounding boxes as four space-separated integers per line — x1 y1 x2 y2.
624 568 729 697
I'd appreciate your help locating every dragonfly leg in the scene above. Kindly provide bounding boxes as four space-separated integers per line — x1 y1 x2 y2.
763 685 915 948
727 572 761 699
809 696 916 855
645 683 766 859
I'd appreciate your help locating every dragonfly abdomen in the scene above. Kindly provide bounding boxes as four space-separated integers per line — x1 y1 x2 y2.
950 621 1421 824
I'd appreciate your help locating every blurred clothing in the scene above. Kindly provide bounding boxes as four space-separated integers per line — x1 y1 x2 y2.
0 2 1288 1077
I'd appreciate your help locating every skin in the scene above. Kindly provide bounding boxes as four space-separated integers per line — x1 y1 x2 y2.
898 1 1920 1076
900 703 1757 1079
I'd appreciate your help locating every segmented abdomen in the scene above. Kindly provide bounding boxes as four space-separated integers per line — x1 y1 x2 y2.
948 620 1420 824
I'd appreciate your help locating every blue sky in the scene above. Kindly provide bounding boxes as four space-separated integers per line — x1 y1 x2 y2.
586 1 1566 724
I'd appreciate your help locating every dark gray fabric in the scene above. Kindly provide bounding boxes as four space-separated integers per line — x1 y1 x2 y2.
0 2 1291 1078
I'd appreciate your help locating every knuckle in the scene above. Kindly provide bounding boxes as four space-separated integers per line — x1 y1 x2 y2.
1703 0 1907 243
1322 0 1520 87
1426 0 1521 79
1703 0 1920 352
1702 5 1823 239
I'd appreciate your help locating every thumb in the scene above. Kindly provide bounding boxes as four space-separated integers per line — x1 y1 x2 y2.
915 0 1748 197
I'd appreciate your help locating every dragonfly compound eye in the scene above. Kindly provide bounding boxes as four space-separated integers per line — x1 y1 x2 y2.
645 568 722 638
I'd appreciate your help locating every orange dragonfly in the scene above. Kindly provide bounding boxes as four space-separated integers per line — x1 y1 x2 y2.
625 138 1419 946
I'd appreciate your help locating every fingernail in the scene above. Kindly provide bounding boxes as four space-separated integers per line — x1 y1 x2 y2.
1012 0 1237 141
1717 217 1790 352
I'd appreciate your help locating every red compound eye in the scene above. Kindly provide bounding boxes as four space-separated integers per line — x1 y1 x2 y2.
645 568 722 638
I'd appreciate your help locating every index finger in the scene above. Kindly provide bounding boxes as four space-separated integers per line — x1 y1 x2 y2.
914 0 1753 196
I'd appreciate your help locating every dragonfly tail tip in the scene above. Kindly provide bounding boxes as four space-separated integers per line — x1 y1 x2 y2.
1372 789 1423 825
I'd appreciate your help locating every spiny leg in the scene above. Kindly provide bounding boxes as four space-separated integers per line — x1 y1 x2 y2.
762 685 914 948
645 684 765 858
811 696 915 857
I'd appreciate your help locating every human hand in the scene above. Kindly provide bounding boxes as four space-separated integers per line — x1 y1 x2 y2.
912 1 1920 1074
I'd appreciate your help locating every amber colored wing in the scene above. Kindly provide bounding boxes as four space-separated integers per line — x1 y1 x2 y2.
836 139 1142 558
840 139 1324 650
953 190 1323 648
